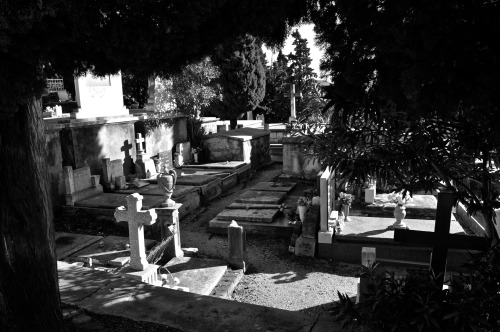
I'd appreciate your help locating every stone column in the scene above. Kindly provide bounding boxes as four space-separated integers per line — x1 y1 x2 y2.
228 221 247 271
155 203 184 261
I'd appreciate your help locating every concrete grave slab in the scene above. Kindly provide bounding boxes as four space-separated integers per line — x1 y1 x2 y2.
217 208 279 223
176 174 219 186
227 203 281 209
116 184 198 199
209 215 294 238
163 257 227 296
351 194 438 220
183 161 247 170
71 235 156 266
235 190 286 205
55 232 103 260
74 193 164 209
250 182 296 193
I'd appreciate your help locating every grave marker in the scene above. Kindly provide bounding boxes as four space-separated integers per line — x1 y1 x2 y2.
284 83 302 123
318 167 336 244
114 193 157 271
228 221 247 271
394 190 489 288
63 166 103 205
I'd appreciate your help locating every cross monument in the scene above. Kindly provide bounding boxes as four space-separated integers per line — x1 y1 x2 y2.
114 193 157 270
135 133 145 154
284 83 302 123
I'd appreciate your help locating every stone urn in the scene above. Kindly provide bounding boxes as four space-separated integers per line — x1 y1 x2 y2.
298 205 307 222
157 165 177 207
392 205 407 229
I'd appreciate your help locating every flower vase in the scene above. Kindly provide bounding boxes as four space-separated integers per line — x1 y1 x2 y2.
342 205 350 222
298 205 307 222
392 205 407 229
193 152 199 163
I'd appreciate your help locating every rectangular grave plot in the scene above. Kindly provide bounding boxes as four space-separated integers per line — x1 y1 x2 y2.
176 174 219 186
217 209 278 223
235 190 287 205
250 182 296 193
75 193 164 209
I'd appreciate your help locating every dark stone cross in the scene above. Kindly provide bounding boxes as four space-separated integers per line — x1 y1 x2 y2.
394 189 489 288
283 83 302 123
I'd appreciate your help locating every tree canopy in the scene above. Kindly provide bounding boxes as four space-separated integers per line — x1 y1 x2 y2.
310 0 500 240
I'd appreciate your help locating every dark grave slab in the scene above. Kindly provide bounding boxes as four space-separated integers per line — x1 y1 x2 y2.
227 203 281 209
217 208 279 223
74 193 164 209
163 257 227 295
55 232 103 260
70 235 156 266
115 184 197 199
182 161 247 170
176 174 219 186
235 190 286 205
250 182 296 194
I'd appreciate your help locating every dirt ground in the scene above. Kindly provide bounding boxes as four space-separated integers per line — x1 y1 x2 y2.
179 163 360 317
56 162 361 328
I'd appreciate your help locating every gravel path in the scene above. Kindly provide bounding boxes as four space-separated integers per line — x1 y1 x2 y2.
180 163 360 318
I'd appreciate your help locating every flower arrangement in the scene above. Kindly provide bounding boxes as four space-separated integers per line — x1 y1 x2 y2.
387 191 413 206
339 192 355 207
297 197 308 206
191 147 202 154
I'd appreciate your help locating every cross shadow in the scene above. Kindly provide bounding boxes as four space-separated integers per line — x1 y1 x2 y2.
121 140 134 175
355 229 390 236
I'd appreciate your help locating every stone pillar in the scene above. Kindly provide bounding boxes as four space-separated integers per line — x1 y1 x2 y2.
155 203 184 261
228 221 247 271
357 247 377 304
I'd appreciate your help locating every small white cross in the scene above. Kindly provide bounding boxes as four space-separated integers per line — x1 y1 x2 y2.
284 83 302 123
135 133 145 152
114 193 157 270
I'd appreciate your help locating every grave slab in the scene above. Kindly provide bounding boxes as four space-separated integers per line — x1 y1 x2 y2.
162 257 227 296
176 174 219 186
217 209 279 223
235 191 286 205
351 194 438 220
74 193 164 209
116 184 198 199
227 203 282 209
69 235 156 266
55 232 103 260
250 182 296 193
209 215 294 238
182 161 247 170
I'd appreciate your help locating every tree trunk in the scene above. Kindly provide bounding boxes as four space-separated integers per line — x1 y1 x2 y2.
0 98 63 331
230 118 238 130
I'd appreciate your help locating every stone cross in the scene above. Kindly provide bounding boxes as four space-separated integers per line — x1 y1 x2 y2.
114 193 157 271
283 83 302 123
135 133 145 153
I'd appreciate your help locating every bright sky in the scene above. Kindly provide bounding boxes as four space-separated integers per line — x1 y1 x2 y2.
263 23 325 77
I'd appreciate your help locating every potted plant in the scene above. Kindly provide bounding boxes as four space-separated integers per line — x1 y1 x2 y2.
339 192 355 221
297 196 309 222
387 191 412 229
191 147 201 163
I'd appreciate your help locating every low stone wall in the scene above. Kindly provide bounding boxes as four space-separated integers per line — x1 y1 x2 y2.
282 136 321 180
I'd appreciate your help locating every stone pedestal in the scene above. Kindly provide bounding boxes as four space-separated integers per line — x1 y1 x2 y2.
228 221 247 271
155 204 184 261
120 264 161 286
365 188 376 203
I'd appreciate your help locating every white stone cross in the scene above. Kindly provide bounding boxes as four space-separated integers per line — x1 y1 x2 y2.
114 193 157 270
135 133 145 153
284 83 302 123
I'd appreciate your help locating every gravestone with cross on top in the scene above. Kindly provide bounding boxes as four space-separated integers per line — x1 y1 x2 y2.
135 133 147 178
114 193 157 270
283 83 302 123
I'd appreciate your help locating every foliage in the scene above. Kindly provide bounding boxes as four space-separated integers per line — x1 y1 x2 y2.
297 196 308 206
287 29 326 122
309 0 500 240
169 57 220 118
334 245 500 332
261 51 290 122
210 34 267 128
338 192 355 207
121 71 148 109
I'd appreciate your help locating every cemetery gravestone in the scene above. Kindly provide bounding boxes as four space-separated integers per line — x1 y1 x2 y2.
63 166 103 205
283 83 302 123
228 221 248 271
318 167 336 244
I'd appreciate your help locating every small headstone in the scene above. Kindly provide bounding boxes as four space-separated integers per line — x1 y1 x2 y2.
365 187 376 204
228 221 247 272
294 236 315 257
90 175 100 188
176 142 191 163
115 176 127 190
362 247 376 267
155 203 184 261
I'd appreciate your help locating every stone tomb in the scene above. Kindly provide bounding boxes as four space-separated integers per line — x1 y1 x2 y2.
102 158 126 189
202 128 271 170
217 209 279 223
250 182 296 194
63 166 103 206
235 190 287 205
